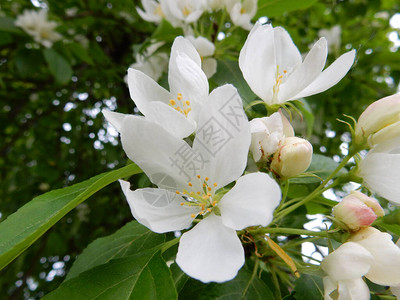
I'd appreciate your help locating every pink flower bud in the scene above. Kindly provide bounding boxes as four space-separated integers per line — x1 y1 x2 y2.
355 94 400 148
333 191 384 231
270 136 312 179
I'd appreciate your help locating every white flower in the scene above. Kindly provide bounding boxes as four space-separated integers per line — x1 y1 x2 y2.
321 242 373 300
186 35 217 78
226 0 257 31
129 42 168 82
318 25 341 53
137 0 164 24
161 0 205 28
105 36 209 139
355 94 400 148
206 0 226 10
358 137 400 204
239 22 356 106
249 111 294 162
322 227 400 299
110 84 281 282
391 239 400 298
15 9 62 48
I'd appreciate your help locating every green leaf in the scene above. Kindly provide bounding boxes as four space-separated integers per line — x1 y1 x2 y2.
256 0 318 18
66 220 166 280
43 251 177 300
43 48 73 84
213 59 257 106
0 16 24 34
179 266 274 299
151 19 183 42
375 220 400 237
14 48 44 78
0 164 142 271
68 42 94 65
294 274 324 300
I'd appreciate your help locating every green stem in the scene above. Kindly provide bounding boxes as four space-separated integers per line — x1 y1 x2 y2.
274 150 357 222
251 227 339 237
161 238 180 253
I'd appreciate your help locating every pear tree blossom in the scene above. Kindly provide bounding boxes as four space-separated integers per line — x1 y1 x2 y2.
226 0 257 31
322 227 400 299
318 25 341 53
137 0 164 24
161 0 205 28
15 9 62 48
128 42 169 82
239 22 356 106
106 36 209 139
105 84 281 282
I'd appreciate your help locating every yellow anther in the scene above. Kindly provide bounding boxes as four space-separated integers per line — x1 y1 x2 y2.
186 107 191 113
207 187 212 191
188 182 192 187
177 93 183 100
176 190 180 194
180 202 185 206
213 183 217 187
283 70 287 74
197 175 201 179
185 100 190 106
199 211 204 215
197 191 201 195
200 203 205 210
205 177 209 181
175 107 182 112
207 208 212 212
169 99 176 105
203 183 206 187
191 213 195 218
212 201 217 206
207 192 211 197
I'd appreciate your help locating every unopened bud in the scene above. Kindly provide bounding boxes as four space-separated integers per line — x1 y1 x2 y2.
355 94 400 148
270 137 312 179
333 191 384 231
249 111 293 162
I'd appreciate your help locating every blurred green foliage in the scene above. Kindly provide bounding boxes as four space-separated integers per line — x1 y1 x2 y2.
0 0 399 298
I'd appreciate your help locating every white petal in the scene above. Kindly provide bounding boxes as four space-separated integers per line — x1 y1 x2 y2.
193 84 250 187
120 116 197 189
120 180 197 233
279 38 328 102
202 58 217 79
219 173 281 230
322 276 336 300
127 68 171 116
239 22 276 103
102 109 127 133
321 242 373 281
391 285 400 298
292 49 356 100
170 36 202 69
144 101 196 139
273 27 302 73
359 138 400 204
176 213 244 283
170 52 209 112
337 278 370 300
351 227 400 286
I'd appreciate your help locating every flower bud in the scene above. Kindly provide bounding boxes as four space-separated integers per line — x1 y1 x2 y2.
355 94 400 148
249 111 294 162
333 191 384 231
270 136 312 179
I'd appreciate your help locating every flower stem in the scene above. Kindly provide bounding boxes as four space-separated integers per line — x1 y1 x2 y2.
273 150 357 222
161 237 180 253
251 227 339 237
